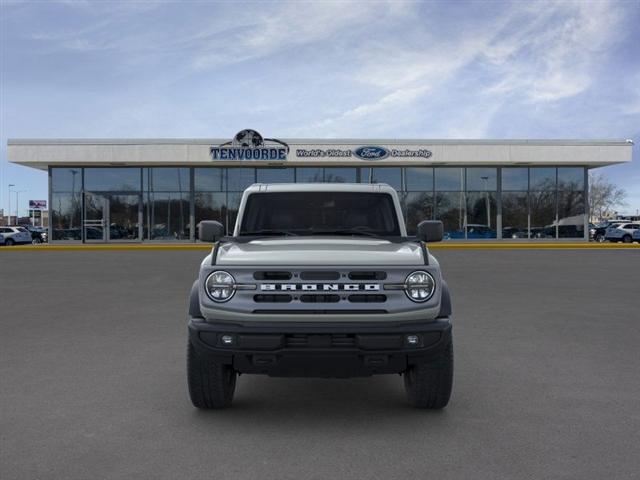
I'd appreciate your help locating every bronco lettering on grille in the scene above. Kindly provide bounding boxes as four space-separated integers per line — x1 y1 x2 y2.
260 284 380 291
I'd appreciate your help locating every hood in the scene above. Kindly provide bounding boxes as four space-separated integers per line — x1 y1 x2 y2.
216 237 424 266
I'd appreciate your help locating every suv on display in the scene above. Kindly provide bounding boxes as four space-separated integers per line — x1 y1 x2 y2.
590 220 626 242
187 183 453 409
0 226 32 246
605 223 640 243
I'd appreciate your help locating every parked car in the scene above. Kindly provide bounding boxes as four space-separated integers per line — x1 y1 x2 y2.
0 226 33 246
633 229 640 243
0 232 4 245
591 220 626 242
605 223 640 243
445 224 496 239
20 225 48 244
502 227 528 239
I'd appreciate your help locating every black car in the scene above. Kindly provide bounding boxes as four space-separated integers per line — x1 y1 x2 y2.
20 225 48 244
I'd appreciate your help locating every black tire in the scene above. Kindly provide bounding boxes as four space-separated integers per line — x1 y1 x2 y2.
404 340 453 409
5 238 14 246
595 233 605 243
32 237 42 245
622 235 632 244
187 341 236 409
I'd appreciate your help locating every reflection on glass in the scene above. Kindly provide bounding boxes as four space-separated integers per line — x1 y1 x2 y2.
404 192 433 235
529 168 556 191
51 168 82 193
84 193 106 241
502 192 528 239
145 168 189 192
557 191 584 238
84 168 141 191
324 168 357 183
145 193 189 240
435 168 463 191
195 192 226 229
361 168 402 190
557 167 584 191
502 168 528 191
226 192 243 233
52 193 82 240
405 168 433 191
435 192 465 239
465 192 497 238
530 190 556 238
466 168 497 191
256 168 295 183
296 168 324 183
195 168 225 191
108 195 140 240
227 168 255 191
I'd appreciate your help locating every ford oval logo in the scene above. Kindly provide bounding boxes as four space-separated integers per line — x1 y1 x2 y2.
354 146 389 160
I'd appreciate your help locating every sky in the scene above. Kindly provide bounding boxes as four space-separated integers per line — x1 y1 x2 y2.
1 0 639 217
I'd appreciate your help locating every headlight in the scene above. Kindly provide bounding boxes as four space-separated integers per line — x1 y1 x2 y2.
405 271 435 302
205 271 236 302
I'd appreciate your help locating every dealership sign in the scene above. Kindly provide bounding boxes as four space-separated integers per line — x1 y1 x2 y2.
211 129 289 161
29 200 47 209
296 146 432 160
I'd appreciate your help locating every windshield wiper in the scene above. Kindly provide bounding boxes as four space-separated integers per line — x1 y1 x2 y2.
239 229 299 237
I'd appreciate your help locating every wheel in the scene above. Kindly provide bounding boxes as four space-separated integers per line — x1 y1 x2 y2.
187 341 236 409
595 233 605 243
622 235 632 243
32 237 42 245
404 340 453 409
5 238 14 246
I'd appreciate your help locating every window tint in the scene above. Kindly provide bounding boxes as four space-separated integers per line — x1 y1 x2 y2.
502 168 528 191
240 192 400 236
435 168 463 191
85 168 141 192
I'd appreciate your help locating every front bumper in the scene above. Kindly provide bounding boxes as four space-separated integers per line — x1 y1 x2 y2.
188 317 452 378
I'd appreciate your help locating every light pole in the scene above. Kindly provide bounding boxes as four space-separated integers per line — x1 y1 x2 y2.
8 184 15 225
15 190 26 224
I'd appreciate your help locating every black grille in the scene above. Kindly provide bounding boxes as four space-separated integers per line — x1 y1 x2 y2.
285 334 356 348
300 294 340 303
348 294 387 303
254 294 292 303
348 271 387 280
300 271 340 280
252 309 387 314
253 271 292 280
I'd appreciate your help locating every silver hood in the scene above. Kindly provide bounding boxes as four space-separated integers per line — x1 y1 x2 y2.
216 237 424 266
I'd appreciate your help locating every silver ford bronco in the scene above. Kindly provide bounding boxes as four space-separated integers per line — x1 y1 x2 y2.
187 183 453 408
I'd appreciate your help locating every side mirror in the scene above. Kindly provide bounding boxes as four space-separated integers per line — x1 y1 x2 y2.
198 221 225 243
417 220 443 243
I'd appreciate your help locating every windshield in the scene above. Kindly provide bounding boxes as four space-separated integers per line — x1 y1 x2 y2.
239 192 401 237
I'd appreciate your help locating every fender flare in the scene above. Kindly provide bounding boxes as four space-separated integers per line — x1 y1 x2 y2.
188 280 203 318
438 280 452 318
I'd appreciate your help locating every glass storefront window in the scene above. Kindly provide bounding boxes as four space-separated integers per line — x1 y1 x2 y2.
256 168 295 183
296 168 324 182
405 167 433 191
529 168 556 191
323 168 357 183
51 192 82 240
144 168 189 192
466 192 497 238
51 168 82 193
404 192 433 235
145 192 190 240
502 168 528 191
195 168 225 191
226 192 243 233
436 192 465 239
530 190 556 238
84 168 141 191
558 167 584 191
435 168 463 191
502 192 528 239
227 168 256 191
557 190 585 238
361 167 402 190
466 168 497 191
195 192 226 231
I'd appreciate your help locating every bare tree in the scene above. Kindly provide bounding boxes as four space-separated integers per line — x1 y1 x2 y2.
589 172 627 221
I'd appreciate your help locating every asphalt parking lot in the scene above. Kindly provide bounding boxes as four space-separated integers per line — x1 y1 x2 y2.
1 249 639 479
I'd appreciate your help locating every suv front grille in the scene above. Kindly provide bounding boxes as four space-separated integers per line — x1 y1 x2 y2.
285 334 356 348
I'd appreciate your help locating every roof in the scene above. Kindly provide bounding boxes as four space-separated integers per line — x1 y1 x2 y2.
246 183 396 194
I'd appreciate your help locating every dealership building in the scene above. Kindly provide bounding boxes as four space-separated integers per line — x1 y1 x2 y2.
7 132 633 242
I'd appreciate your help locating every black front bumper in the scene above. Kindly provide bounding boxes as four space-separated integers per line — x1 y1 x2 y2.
188 317 452 378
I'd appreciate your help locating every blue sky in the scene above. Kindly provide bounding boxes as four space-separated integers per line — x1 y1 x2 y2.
1 0 639 216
